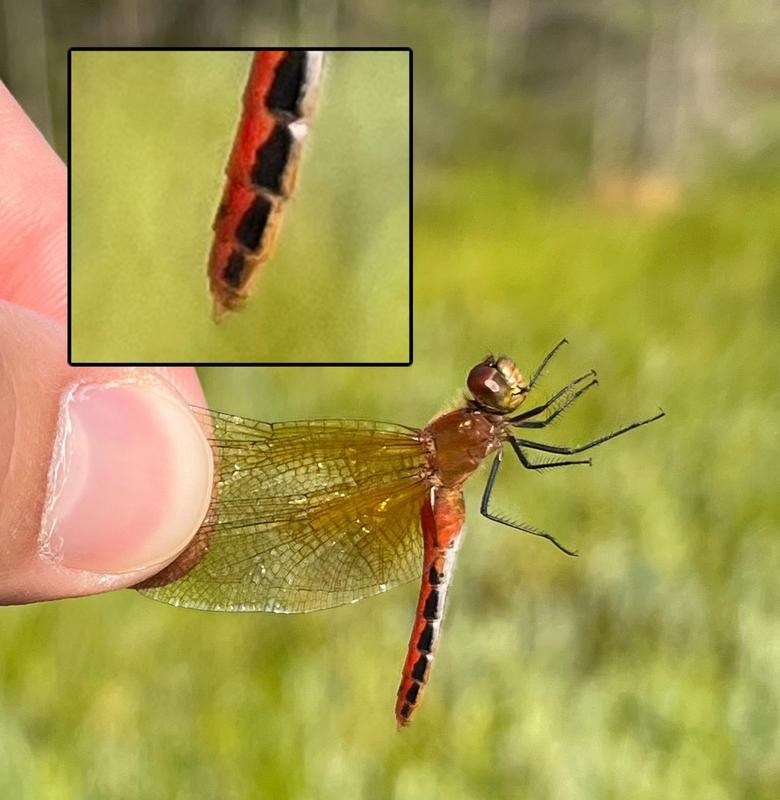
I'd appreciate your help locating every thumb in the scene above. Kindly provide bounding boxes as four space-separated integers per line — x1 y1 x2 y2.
0 302 213 603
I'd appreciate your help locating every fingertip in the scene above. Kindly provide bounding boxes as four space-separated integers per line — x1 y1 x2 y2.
40 377 213 576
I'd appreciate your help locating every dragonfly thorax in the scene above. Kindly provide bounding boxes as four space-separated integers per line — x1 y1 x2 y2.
423 408 505 489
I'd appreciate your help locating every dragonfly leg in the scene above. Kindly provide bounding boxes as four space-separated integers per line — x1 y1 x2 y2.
512 375 598 428
510 370 596 422
514 409 666 455
527 338 568 391
508 435 591 470
480 453 578 556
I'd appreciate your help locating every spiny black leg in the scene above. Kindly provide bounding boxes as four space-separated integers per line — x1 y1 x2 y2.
514 409 666 456
508 435 591 470
513 376 599 429
511 370 596 422
480 452 578 556
527 338 568 391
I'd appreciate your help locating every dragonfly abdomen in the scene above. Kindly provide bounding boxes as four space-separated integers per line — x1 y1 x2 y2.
209 50 324 319
395 487 465 727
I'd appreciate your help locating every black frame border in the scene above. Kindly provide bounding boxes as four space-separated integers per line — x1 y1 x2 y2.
67 46 414 368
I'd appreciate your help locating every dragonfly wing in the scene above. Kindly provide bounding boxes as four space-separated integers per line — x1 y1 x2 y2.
138 410 429 613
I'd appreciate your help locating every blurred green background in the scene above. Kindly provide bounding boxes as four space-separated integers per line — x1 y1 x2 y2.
3 1 780 798
70 49 410 363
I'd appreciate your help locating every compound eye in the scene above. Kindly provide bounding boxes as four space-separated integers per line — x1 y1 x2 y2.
467 362 513 412
467 364 499 395
466 355 527 413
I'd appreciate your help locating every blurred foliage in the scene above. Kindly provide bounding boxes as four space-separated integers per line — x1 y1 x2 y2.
2 1 780 798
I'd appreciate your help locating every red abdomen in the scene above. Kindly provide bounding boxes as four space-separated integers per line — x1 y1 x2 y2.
208 50 324 320
395 487 465 727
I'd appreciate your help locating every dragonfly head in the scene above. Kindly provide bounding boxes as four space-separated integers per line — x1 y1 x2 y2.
467 355 529 414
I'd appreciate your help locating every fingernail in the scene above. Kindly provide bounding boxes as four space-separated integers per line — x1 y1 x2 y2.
40 378 213 574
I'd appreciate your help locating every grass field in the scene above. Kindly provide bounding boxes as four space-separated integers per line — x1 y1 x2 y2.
3 153 778 797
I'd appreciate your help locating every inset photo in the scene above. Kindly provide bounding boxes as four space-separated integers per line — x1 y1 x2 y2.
69 48 412 365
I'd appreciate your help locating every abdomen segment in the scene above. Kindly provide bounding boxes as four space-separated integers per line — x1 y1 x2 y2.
395 487 465 727
208 50 325 320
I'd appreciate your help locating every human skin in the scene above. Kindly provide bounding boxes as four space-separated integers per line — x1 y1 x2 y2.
0 81 213 604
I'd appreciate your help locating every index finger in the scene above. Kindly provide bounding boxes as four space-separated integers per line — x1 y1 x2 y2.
0 81 67 325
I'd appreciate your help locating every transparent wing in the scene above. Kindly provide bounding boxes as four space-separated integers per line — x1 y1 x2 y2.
138 409 429 613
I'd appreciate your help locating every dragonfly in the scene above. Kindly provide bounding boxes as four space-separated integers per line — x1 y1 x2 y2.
138 340 664 726
208 50 325 321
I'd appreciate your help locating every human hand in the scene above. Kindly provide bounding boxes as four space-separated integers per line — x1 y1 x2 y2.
0 82 213 604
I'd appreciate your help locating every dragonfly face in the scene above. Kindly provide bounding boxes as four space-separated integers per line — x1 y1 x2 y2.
138 340 664 727
466 355 529 414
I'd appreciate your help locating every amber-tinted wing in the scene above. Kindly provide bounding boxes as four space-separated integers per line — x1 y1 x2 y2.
139 409 429 613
